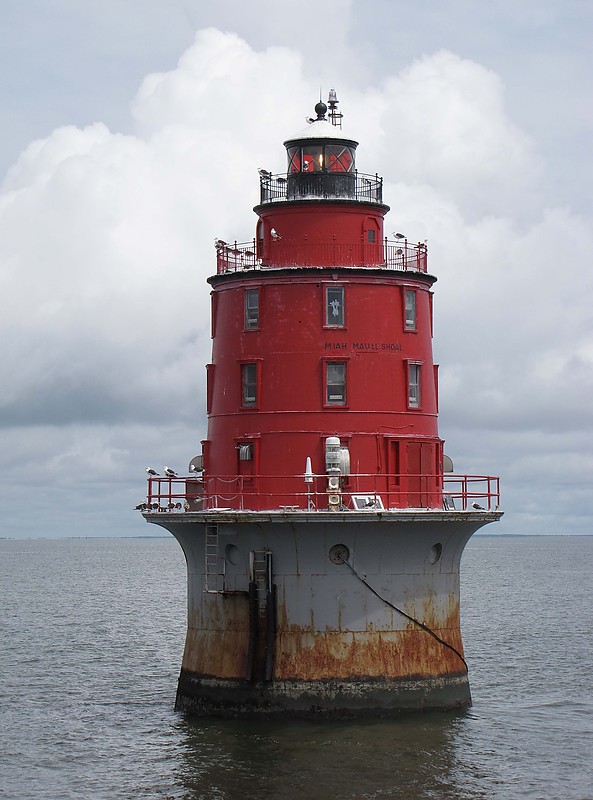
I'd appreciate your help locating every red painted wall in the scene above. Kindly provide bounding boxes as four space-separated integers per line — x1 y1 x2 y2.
204 268 443 509
256 203 387 267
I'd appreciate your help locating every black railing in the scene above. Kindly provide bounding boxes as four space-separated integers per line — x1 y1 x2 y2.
259 171 383 204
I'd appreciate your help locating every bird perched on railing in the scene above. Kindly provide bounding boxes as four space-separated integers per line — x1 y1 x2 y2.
146 467 159 476
164 466 178 478
258 168 271 178
471 502 486 510
214 238 227 249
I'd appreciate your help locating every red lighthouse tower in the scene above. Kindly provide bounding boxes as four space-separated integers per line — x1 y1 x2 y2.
143 92 502 716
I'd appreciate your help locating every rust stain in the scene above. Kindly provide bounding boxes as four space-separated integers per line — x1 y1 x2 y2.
275 599 464 681
182 584 466 683
182 627 250 678
183 594 250 679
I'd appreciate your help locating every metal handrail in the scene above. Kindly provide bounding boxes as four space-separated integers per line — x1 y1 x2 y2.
143 473 500 513
215 238 428 274
259 171 383 204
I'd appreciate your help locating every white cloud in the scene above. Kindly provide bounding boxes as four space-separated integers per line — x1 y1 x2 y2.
1 27 591 536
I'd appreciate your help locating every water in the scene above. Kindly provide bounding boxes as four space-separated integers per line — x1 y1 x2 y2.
1 535 592 799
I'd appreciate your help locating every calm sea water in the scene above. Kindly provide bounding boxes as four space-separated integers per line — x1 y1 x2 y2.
1 535 592 800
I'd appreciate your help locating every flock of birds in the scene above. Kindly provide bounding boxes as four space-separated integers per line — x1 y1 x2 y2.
134 501 185 512
146 466 178 478
134 466 200 511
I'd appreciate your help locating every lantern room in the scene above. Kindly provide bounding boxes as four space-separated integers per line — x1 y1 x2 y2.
283 97 359 201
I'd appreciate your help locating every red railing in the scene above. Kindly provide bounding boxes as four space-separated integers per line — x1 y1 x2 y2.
142 473 500 513
215 238 428 274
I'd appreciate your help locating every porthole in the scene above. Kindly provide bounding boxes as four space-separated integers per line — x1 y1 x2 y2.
429 543 443 564
225 544 241 566
329 543 350 565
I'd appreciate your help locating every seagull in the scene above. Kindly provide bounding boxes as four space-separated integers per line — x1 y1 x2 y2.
258 168 271 178
146 468 159 476
214 238 227 249
471 502 485 510
164 467 178 478
393 232 405 239
271 228 281 240
134 503 147 511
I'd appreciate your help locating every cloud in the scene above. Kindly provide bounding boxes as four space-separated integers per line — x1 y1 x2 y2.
1 28 591 536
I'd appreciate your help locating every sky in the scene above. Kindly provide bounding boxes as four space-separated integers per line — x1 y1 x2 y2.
1 0 592 538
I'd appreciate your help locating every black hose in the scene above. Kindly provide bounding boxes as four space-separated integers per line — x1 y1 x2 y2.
344 560 468 673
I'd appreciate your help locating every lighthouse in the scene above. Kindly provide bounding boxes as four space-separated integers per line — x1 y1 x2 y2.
142 91 502 716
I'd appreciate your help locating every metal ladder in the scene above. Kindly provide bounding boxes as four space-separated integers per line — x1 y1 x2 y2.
204 524 224 593
250 550 272 615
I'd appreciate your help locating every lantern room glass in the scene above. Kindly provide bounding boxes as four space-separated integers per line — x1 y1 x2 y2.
287 143 355 174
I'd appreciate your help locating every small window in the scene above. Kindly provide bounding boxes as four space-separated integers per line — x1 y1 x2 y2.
287 145 301 173
405 289 417 331
245 288 259 329
206 363 215 414
408 363 421 408
242 363 258 407
367 229 376 243
326 362 346 405
326 286 344 327
326 144 354 173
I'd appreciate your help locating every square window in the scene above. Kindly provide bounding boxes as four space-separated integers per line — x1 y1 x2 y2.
245 288 259 329
326 286 344 327
326 362 346 405
408 363 421 408
405 289 417 331
242 363 257 407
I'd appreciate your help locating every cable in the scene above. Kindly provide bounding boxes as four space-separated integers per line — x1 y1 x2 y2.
344 560 468 673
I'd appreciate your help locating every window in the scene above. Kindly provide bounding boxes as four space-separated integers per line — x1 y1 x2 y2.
287 145 301 173
326 286 344 327
211 292 218 338
245 288 259 329
287 144 355 174
206 363 215 414
242 363 258 407
367 229 376 243
408 363 421 408
326 362 346 405
326 144 354 173
405 289 417 331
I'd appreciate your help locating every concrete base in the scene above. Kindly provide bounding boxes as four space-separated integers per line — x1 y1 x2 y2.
175 670 472 718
